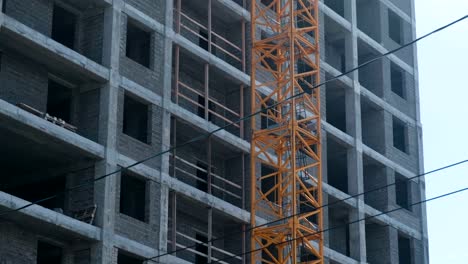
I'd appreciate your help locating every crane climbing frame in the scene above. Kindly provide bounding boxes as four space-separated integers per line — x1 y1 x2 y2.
250 0 323 263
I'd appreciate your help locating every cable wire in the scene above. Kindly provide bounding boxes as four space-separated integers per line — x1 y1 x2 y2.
145 158 468 262
210 181 468 263
0 13 466 261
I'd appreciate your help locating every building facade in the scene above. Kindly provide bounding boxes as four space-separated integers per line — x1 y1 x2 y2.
0 0 427 263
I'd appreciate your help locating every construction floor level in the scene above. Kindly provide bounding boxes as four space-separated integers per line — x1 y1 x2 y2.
0 0 428 263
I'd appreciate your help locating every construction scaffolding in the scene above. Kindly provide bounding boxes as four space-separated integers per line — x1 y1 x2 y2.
250 0 323 263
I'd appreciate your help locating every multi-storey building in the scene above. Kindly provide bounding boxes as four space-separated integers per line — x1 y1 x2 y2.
0 0 427 263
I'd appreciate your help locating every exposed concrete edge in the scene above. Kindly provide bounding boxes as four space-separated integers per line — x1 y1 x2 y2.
361 144 416 177
2 15 109 81
117 154 267 225
322 121 355 147
357 30 413 73
360 86 417 125
0 191 101 241
365 205 422 240
319 1 352 32
120 76 163 106
215 0 250 21
380 0 412 24
114 234 190 264
0 99 105 158
122 3 165 33
322 185 422 240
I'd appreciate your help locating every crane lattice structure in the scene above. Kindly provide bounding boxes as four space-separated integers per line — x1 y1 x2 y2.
250 0 323 263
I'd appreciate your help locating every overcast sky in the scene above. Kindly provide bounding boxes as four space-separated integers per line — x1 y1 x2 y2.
415 0 468 262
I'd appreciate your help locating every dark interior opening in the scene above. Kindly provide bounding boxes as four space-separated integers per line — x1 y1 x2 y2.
120 173 146 222
37 241 63 264
197 95 214 121
398 234 412 264
118 251 144 264
391 63 405 98
261 164 277 204
326 82 346 132
47 80 73 123
123 95 149 143
51 4 77 49
199 29 209 51
4 175 65 211
392 117 407 153
196 161 208 192
388 10 403 44
325 0 345 18
395 173 411 210
126 21 151 68
327 139 348 193
195 234 208 264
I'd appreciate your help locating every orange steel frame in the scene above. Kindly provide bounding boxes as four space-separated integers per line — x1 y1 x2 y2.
250 0 323 263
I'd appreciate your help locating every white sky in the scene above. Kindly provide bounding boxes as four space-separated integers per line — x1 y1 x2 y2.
415 0 468 262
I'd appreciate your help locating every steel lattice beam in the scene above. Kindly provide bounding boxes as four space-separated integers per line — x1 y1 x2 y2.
250 0 323 263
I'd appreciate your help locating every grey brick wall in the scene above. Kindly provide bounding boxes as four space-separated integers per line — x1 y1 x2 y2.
0 222 37 264
119 15 165 95
4 0 52 36
124 0 166 24
78 9 105 64
0 49 48 111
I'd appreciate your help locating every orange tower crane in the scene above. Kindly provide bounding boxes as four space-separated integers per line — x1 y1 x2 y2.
250 0 323 263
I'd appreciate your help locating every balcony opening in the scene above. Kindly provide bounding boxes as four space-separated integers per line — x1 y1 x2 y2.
391 63 406 99
52 4 77 49
118 251 144 264
388 10 403 45
196 161 208 192
325 79 346 133
4 174 65 212
398 233 412 264
357 0 381 43
195 234 208 264
120 173 147 222
328 203 350 256
126 20 151 68
363 156 388 211
199 29 209 51
327 138 348 193
47 79 73 124
392 117 408 153
366 222 392 263
123 94 149 143
324 17 347 73
395 173 411 210
37 241 63 264
358 40 384 97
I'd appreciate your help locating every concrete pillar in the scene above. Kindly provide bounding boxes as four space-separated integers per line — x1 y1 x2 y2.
345 0 366 261
157 0 175 254
91 1 122 263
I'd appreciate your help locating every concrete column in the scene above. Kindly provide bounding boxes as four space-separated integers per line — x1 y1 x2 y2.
345 0 366 261
91 1 122 263
158 0 175 254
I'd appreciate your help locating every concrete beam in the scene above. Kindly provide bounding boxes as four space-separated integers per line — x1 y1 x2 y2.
0 99 105 158
1 15 109 82
117 154 267 225
0 191 101 241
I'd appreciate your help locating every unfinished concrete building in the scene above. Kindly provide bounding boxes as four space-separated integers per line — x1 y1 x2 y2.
0 0 427 263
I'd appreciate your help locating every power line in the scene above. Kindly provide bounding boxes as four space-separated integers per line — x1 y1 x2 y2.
143 12 468 261
145 158 468 262
211 181 468 264
0 12 465 260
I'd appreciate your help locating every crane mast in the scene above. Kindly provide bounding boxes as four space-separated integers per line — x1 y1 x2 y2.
250 0 323 263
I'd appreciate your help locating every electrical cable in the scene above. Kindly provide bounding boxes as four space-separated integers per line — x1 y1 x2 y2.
143 13 468 261
0 12 466 262
210 181 468 263
144 158 468 262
